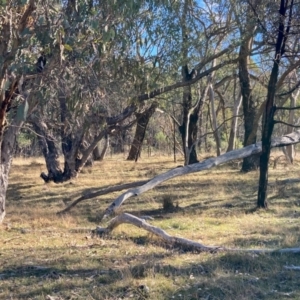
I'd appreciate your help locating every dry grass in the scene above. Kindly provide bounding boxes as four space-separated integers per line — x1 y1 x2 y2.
1 153 300 299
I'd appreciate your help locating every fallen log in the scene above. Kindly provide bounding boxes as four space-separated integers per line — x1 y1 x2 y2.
101 130 300 221
94 213 300 254
58 180 149 214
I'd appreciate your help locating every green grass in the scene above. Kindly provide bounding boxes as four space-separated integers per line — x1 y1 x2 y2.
1 154 300 299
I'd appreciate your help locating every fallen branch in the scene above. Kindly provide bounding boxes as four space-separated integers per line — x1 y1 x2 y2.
101 130 300 221
94 213 300 254
94 213 222 252
58 180 149 214
284 265 300 270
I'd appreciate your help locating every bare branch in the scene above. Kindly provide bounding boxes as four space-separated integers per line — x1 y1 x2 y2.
273 120 300 128
275 105 300 111
276 80 300 97
137 57 239 102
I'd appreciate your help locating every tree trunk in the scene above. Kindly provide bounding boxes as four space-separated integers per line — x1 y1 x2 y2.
179 65 199 165
0 78 30 222
198 102 204 152
93 143 102 160
0 165 8 223
127 102 158 161
227 87 242 152
238 18 259 172
282 91 298 163
257 0 291 208
0 122 23 222
31 114 83 183
93 134 109 161
30 119 64 182
179 110 199 165
209 83 221 156
0 2 41 222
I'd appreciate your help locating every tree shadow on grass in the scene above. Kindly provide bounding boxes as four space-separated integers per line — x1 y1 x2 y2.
121 251 300 300
0 247 172 299
2 238 300 299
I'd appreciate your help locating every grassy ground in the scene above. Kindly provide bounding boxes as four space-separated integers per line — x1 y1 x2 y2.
1 153 300 299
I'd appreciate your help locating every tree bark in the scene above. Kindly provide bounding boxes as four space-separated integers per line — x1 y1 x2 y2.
0 122 23 222
93 143 102 160
257 0 292 208
0 0 40 222
178 0 199 165
29 116 64 182
239 33 259 171
179 65 199 165
0 173 6 223
127 102 158 161
236 3 260 172
209 83 221 156
227 86 242 152
282 91 298 163
93 134 109 161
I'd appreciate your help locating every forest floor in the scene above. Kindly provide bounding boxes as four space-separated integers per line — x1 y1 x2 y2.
1 152 300 299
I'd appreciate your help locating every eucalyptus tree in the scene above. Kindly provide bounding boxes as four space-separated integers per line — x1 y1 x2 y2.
30 0 158 182
232 0 300 172
233 0 264 171
257 0 300 208
120 0 244 163
142 0 241 164
0 0 59 223
0 0 156 222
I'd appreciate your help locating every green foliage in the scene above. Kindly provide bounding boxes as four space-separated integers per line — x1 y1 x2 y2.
155 131 167 144
17 131 33 147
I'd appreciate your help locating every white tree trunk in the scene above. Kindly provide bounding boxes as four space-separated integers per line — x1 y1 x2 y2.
227 93 242 152
209 83 221 156
0 165 8 223
0 122 22 223
282 90 299 163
